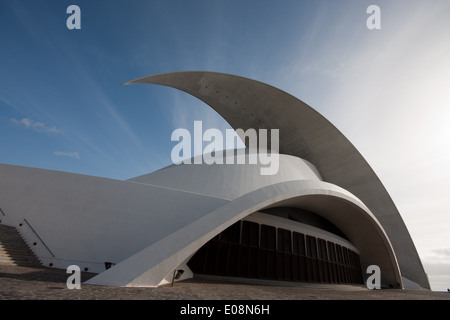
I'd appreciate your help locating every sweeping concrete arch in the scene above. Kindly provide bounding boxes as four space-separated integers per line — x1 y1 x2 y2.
86 179 402 288
125 71 429 289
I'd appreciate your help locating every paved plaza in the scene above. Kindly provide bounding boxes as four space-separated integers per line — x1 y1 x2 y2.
0 264 449 300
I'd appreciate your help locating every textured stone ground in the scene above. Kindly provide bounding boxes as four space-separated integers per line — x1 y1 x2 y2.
0 264 449 300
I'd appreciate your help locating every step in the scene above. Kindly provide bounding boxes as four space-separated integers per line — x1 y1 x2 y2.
0 232 31 238
0 231 23 238
0 258 40 263
0 224 42 268
0 230 23 236
0 242 35 248
0 259 41 268
0 244 34 250
0 232 28 238
0 250 40 258
0 257 38 265
0 260 16 266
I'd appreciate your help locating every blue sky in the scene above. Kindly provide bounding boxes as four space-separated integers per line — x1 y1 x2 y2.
1 0 450 291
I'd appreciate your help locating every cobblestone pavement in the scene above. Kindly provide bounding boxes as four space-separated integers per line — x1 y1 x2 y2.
0 264 449 300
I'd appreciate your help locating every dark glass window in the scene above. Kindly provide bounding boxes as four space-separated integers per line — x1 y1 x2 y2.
317 239 328 260
260 225 276 250
189 219 363 285
342 247 349 265
293 232 306 256
221 221 241 244
327 241 336 262
306 235 317 258
277 228 292 253
336 244 343 264
241 221 259 247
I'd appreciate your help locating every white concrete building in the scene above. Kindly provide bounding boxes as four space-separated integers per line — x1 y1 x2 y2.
0 71 430 289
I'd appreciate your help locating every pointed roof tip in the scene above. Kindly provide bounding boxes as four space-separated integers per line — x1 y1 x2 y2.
122 71 208 87
122 78 145 86
121 74 160 86
121 80 139 86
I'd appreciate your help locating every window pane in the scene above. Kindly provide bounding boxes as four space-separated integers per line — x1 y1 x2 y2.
221 221 241 243
250 222 259 247
306 235 317 258
336 244 343 264
293 232 305 256
277 228 292 253
327 242 336 262
261 225 276 250
241 221 259 247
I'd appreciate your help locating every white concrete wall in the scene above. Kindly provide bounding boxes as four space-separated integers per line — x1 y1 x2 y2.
0 164 228 273
1 154 316 273
0 158 402 288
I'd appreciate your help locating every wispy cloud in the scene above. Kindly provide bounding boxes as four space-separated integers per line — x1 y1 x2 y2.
54 151 80 160
11 118 63 134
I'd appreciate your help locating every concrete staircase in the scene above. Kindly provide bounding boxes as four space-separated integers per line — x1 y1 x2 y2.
0 224 42 268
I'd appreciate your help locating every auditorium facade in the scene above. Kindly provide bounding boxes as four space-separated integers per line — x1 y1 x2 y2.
0 72 429 289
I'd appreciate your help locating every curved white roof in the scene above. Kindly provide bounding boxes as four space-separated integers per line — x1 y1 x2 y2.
129 153 322 200
125 71 429 289
0 71 429 289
